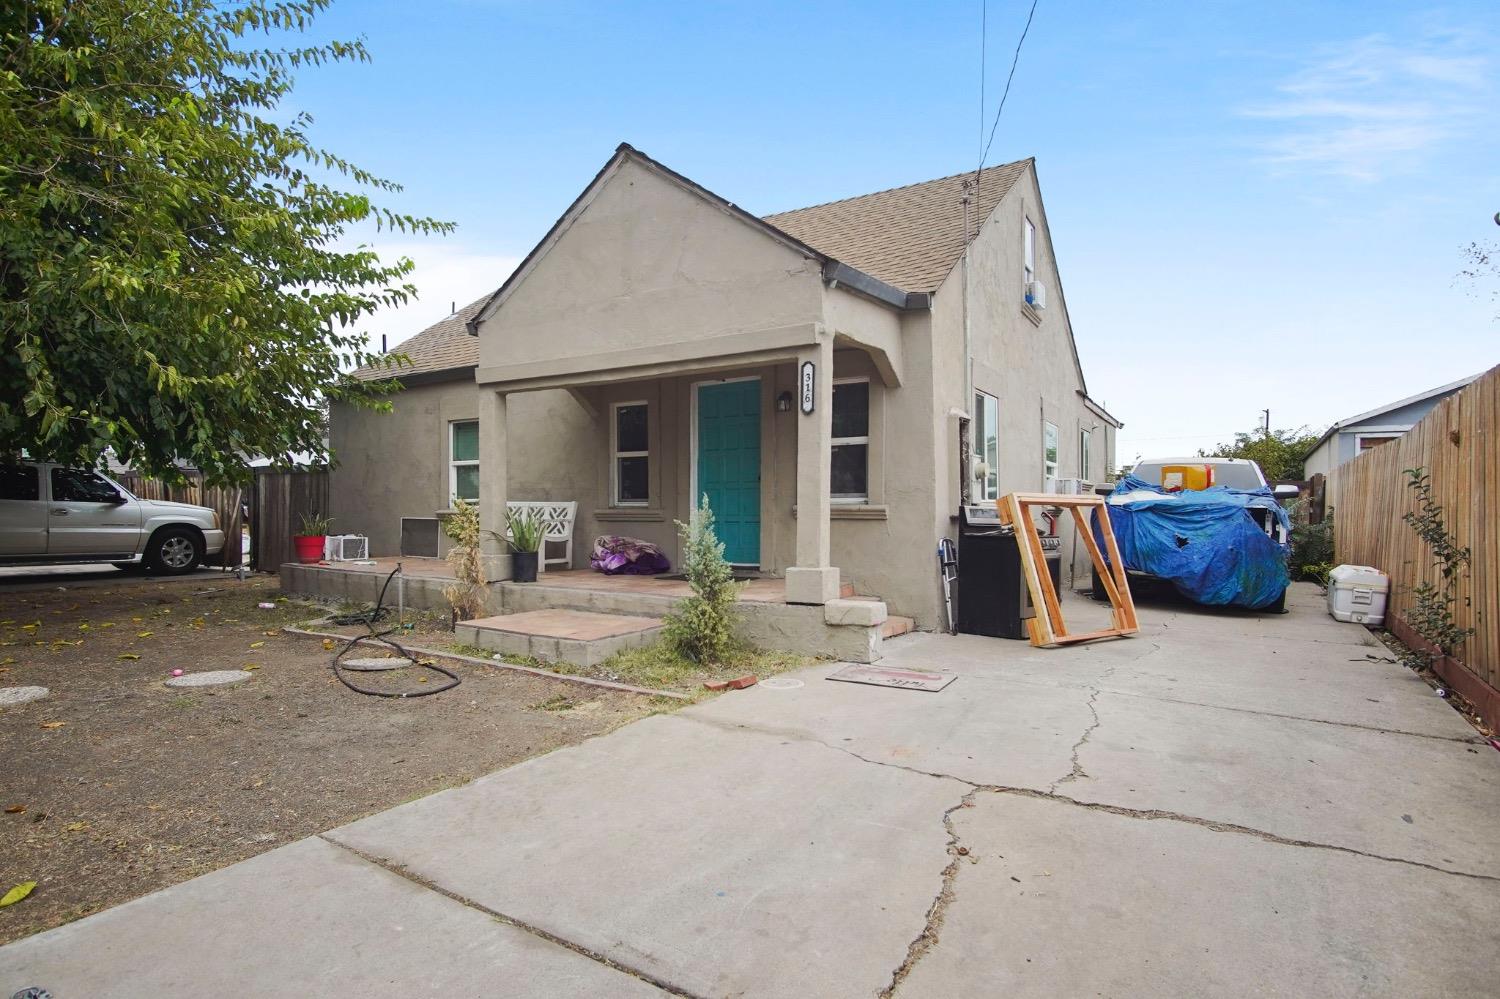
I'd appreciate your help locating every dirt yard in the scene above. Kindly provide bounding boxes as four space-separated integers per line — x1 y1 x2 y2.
0 574 661 944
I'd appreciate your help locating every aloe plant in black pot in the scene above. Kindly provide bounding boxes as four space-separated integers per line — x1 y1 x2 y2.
505 508 545 582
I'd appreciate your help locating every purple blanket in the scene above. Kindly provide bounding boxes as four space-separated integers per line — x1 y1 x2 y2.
590 535 671 575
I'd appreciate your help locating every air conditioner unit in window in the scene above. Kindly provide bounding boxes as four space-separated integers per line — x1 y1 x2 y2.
1053 478 1092 496
323 534 369 562
1025 280 1047 310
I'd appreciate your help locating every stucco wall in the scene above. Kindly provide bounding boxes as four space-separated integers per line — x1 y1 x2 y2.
480 157 826 376
931 165 1117 589
328 380 595 560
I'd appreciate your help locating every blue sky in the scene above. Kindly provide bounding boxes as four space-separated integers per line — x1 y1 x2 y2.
291 0 1500 462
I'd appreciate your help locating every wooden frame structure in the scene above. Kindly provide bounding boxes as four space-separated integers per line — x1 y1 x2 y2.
996 493 1139 648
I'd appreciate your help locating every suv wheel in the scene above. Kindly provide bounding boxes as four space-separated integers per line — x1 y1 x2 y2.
147 528 203 575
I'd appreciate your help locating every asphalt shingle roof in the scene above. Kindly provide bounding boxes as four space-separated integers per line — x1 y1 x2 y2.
352 295 487 381
764 158 1031 294
361 158 1032 381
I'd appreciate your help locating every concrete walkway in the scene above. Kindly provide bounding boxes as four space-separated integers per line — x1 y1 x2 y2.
4 584 1498 997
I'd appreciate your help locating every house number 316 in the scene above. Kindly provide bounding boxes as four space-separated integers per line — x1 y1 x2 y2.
799 361 815 415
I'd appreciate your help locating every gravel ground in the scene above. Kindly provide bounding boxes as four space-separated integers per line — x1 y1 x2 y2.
0 575 660 944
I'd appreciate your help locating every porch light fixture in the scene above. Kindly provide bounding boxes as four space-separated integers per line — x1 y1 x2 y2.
777 391 794 413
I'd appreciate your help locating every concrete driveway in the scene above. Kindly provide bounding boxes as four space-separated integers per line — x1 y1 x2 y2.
4 583 1498 997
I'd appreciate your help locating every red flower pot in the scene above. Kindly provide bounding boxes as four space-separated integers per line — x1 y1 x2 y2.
293 534 325 564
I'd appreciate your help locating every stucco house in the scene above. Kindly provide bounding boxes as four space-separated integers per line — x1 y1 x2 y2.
1304 373 1481 485
328 143 1119 633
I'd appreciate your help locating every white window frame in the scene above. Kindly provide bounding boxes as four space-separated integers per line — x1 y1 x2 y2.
831 377 870 504
611 400 650 507
1043 420 1059 490
1079 427 1093 480
1354 432 1402 453
974 390 1000 501
1023 216 1036 289
448 420 479 504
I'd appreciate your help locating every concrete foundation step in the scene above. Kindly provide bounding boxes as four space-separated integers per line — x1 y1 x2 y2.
880 615 916 640
455 609 662 667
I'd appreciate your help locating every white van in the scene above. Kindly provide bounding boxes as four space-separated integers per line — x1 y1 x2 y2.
0 462 226 575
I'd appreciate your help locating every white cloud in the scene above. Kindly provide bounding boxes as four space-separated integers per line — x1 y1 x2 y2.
1243 31 1491 181
347 240 523 350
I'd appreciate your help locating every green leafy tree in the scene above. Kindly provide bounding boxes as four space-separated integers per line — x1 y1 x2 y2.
1200 426 1322 480
0 1 449 483
663 495 743 664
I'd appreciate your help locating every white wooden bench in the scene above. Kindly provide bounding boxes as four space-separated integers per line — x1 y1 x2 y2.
506 501 577 574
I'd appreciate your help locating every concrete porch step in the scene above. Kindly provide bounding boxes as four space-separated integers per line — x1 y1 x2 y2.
455 609 662 667
881 615 916 640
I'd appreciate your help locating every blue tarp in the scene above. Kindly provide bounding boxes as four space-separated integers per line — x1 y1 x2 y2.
1093 475 1291 609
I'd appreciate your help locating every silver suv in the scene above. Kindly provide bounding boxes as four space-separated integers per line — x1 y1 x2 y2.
0 462 226 575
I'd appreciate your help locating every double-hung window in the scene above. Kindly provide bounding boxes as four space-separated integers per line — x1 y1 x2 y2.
974 391 999 501
612 402 649 506
1023 217 1036 289
1043 421 1059 490
831 379 870 503
449 421 479 503
1079 427 1093 480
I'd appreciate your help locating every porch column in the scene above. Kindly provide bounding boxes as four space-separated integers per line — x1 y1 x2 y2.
478 387 512 582
786 335 840 604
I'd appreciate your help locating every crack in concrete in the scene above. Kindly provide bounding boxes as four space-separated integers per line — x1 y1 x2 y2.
975 786 1500 884
678 712 1500 884
877 789 974 999
1092 685 1485 744
318 835 708 999
1048 666 1116 794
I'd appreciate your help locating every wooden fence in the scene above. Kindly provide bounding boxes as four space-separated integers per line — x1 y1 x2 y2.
113 471 244 570
248 468 329 572
1330 364 1499 704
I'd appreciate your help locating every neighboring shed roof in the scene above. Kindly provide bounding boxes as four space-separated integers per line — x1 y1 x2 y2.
1304 371 1483 457
359 154 1035 381
764 159 1031 293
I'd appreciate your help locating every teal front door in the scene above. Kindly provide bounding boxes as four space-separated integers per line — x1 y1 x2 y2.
697 379 761 565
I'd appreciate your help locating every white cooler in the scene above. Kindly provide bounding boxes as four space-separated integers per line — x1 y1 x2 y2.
1327 564 1389 625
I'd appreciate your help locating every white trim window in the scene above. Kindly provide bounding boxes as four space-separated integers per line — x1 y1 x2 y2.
449 420 480 503
612 401 649 506
1023 216 1036 289
1043 421 1059 490
974 390 1000 501
831 379 870 503
1355 432 1401 453
1079 427 1093 480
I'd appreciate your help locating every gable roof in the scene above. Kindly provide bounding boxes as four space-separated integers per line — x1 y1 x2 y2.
764 159 1031 293
1304 372 1483 456
359 148 1035 381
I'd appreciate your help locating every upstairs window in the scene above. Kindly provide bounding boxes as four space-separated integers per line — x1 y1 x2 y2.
974 391 1000 501
831 380 870 502
450 421 479 503
1043 421 1059 490
613 402 649 505
1023 217 1036 289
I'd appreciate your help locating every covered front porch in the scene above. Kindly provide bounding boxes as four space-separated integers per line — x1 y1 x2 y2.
473 321 904 611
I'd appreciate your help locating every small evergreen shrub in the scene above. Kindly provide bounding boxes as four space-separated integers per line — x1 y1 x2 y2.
441 497 488 621
662 495 743 663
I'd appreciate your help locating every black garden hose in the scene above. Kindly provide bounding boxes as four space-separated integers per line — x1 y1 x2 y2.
330 565 460 698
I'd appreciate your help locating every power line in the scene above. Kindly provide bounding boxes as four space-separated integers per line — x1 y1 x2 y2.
976 0 1040 179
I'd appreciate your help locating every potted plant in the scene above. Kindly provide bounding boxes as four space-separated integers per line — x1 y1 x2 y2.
505 507 544 582
294 512 333 564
